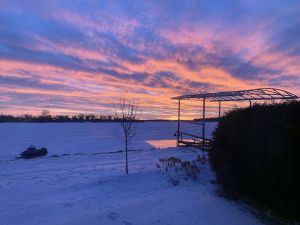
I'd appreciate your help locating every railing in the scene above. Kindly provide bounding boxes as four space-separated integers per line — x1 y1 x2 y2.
175 131 212 150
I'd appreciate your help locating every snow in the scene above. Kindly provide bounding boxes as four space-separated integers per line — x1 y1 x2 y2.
0 122 216 160
0 122 263 225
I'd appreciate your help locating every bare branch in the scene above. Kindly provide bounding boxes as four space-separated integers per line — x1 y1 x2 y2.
115 97 141 174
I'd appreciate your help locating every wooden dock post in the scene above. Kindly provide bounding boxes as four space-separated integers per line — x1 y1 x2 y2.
177 99 181 146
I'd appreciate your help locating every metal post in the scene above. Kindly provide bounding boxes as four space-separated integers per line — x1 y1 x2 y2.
177 99 181 146
218 101 221 118
202 98 206 148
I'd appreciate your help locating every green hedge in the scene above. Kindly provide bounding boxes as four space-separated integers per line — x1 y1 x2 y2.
209 101 300 220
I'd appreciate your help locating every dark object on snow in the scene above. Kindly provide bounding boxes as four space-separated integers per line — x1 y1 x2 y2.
20 145 48 159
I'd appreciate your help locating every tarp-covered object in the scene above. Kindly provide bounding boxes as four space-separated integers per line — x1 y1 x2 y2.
20 145 48 159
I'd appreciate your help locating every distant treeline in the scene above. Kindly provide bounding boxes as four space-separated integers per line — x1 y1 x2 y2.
0 113 220 123
0 113 126 123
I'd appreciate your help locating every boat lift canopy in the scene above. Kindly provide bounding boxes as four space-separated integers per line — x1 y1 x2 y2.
172 88 299 150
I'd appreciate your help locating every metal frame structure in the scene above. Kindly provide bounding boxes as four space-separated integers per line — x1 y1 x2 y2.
172 88 299 150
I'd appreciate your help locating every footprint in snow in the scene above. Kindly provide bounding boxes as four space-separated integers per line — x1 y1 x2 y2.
121 221 133 225
62 202 73 207
107 212 118 220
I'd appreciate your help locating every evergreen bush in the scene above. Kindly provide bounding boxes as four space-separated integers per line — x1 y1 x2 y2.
209 101 300 220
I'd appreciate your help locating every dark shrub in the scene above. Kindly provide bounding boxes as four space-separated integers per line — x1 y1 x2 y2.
209 101 300 220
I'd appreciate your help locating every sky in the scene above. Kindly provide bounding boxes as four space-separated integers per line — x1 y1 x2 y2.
0 0 299 119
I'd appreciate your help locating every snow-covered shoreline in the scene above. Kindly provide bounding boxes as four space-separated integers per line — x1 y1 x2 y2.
0 147 263 225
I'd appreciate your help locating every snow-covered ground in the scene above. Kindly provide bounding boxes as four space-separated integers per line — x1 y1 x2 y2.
0 122 263 225
0 149 263 225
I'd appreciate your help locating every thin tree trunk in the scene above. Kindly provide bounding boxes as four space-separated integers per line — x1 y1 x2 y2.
125 137 128 174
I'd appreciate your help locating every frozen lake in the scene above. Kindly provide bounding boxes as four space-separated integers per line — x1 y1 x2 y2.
0 121 217 159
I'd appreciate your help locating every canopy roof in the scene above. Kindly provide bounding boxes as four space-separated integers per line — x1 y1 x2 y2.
172 88 299 102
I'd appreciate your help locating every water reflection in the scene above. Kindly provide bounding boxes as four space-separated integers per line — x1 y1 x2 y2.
146 139 176 148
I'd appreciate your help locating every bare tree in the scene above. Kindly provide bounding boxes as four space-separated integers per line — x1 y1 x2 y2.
115 97 140 174
41 110 50 117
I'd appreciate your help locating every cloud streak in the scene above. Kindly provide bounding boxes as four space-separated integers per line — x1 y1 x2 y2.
0 0 299 119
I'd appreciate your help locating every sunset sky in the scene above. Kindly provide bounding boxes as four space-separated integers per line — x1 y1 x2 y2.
0 0 299 119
